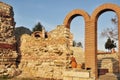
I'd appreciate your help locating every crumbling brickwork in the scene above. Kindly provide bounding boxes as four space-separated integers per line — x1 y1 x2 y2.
0 1 120 80
18 25 73 79
0 1 19 78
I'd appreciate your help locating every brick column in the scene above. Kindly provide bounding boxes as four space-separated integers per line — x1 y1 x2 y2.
85 20 98 79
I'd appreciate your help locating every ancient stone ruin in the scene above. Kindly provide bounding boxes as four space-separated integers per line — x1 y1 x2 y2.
0 1 120 80
0 2 76 79
18 25 73 79
0 1 20 78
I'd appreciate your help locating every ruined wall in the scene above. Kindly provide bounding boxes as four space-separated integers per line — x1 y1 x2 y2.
48 25 73 46
48 25 70 39
19 25 73 79
0 1 19 78
0 2 15 43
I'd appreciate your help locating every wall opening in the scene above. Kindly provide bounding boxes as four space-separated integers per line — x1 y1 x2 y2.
97 11 118 52
70 16 85 69
97 11 119 75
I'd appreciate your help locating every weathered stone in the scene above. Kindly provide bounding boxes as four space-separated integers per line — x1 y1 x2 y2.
0 1 120 80
17 25 74 79
63 70 90 78
0 1 18 78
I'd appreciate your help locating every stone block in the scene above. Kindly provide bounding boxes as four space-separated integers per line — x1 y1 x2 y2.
63 70 90 78
73 77 79 80
63 77 72 80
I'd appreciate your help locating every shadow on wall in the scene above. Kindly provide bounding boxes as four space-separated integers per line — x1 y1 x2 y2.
14 26 32 66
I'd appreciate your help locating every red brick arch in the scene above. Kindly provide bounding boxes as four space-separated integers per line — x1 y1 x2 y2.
90 3 120 79
63 9 95 77
63 3 120 80
63 9 90 28
63 9 91 77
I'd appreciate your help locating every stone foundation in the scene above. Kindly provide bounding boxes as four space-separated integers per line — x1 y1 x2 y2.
63 70 94 80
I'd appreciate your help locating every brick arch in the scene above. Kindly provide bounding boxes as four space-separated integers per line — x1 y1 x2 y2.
89 3 120 79
63 4 120 79
63 9 90 28
63 9 102 79
63 9 94 78
91 3 120 21
63 9 90 76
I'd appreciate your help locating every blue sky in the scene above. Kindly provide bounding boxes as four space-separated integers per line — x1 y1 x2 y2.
2 0 120 50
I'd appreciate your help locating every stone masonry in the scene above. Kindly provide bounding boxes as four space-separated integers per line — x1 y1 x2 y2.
0 1 20 78
18 25 73 79
0 1 120 80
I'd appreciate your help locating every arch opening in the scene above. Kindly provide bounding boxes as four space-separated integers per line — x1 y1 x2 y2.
70 16 85 67
97 11 119 75
63 4 120 79
63 9 90 71
91 3 120 78
66 14 83 29
97 11 118 52
63 9 90 29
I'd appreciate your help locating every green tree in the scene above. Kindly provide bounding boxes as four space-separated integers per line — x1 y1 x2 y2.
105 37 116 52
32 22 44 32
105 37 112 51
110 40 116 49
73 40 76 47
73 41 83 48
76 42 83 48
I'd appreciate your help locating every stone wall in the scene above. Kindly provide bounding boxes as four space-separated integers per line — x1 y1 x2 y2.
1 1 120 80
63 70 94 80
18 25 73 79
97 53 119 73
48 25 73 46
0 2 15 44
0 1 19 78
